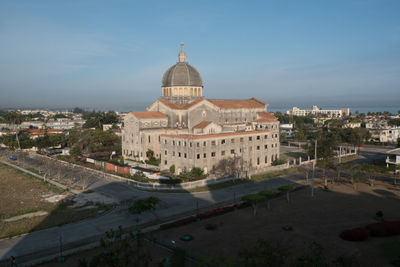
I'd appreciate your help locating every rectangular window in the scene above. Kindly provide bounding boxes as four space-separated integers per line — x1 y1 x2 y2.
257 146 260 150
178 141 181 146
184 153 187 158
148 136 151 143
173 151 175 156
257 136 260 140
264 144 268 149
231 138 235 144
211 141 216 146
164 160 167 165
221 139 226 144
203 153 207 158
221 151 225 156
231 149 235 154
197 154 200 159
257 157 260 165
190 142 192 147
164 150 167 155
164 140 167 144
264 135 268 139
211 152 216 157
249 137 252 141
184 142 187 147
197 142 200 147
203 141 207 147
240 137 244 142
265 156 268 163
173 141 175 145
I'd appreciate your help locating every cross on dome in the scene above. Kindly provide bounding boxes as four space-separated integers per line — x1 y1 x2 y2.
178 42 187 62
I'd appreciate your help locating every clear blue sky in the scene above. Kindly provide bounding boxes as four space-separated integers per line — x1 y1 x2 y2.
1 0 399 111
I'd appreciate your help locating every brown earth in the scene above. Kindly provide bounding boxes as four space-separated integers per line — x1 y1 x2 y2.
155 180 400 266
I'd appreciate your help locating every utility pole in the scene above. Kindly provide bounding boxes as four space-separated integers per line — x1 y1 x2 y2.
311 140 317 197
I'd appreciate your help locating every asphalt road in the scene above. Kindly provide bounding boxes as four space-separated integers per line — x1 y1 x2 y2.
0 163 302 264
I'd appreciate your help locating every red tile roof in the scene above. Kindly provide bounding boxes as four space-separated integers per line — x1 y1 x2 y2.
254 112 278 122
193 121 212 129
159 98 205 110
28 129 65 136
129 111 167 119
161 129 270 139
158 97 267 110
208 99 266 109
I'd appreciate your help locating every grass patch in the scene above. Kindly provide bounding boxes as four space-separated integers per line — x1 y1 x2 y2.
250 167 298 181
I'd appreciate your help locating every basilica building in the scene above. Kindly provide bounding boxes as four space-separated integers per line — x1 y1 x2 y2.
122 44 280 176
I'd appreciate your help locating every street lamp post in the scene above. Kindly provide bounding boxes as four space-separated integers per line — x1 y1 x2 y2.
311 140 317 197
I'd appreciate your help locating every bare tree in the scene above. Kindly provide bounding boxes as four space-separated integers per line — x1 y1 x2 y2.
299 165 311 183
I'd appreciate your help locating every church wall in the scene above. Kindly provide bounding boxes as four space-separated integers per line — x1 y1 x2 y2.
160 130 280 176
187 104 219 130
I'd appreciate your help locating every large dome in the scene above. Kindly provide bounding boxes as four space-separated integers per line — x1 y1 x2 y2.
162 62 203 87
162 43 203 87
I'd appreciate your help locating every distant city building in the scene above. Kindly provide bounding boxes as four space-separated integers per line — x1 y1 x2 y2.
342 122 361 128
286 105 350 118
122 44 280 175
280 123 294 138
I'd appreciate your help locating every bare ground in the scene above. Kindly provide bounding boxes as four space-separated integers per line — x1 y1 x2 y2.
155 180 400 266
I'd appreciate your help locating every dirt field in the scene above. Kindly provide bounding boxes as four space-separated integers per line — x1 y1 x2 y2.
0 163 109 238
154 180 400 266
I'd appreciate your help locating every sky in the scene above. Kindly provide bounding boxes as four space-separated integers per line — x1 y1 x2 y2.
0 0 399 112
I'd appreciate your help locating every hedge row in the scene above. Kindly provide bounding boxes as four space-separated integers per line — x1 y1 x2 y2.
340 221 400 241
160 202 250 230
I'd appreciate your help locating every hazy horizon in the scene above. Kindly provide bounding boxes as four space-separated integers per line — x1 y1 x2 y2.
1 1 400 111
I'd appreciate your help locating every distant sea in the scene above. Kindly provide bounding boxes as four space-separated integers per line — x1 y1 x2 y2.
268 106 400 115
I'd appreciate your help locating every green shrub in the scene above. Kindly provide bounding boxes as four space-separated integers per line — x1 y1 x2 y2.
129 197 160 214
272 159 286 166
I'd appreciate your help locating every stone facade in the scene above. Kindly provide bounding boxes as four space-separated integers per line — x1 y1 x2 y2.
122 44 280 176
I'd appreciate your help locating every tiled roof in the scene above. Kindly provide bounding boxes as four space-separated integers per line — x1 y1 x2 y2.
159 98 205 110
161 129 270 139
28 129 65 136
129 111 167 119
208 99 266 109
193 121 212 129
254 112 278 122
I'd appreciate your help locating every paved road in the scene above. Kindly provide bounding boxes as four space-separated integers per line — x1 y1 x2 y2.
0 164 302 264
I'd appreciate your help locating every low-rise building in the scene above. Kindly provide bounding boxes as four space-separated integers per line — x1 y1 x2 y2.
386 148 400 169
287 105 350 118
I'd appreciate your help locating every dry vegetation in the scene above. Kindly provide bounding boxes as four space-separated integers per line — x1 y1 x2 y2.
0 163 109 238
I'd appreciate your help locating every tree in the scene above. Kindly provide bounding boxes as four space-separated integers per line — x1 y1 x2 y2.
242 194 265 216
68 129 121 155
211 156 242 178
169 164 175 174
278 185 292 203
258 190 277 210
299 165 312 183
129 197 160 215
87 226 152 267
